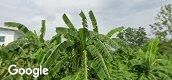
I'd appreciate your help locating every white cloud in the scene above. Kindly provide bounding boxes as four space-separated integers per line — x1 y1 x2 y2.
34 0 102 8
0 0 171 39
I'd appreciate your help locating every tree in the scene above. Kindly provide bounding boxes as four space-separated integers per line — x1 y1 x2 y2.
150 4 172 40
117 27 148 47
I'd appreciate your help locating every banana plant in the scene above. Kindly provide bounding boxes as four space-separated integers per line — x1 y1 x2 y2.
0 11 171 80
130 38 172 80
0 20 51 80
40 11 123 80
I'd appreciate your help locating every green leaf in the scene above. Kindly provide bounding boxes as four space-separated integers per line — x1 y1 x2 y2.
95 39 113 61
84 50 88 80
63 14 75 29
107 27 124 38
146 38 160 65
47 58 66 78
79 11 88 28
50 34 61 44
4 22 30 34
87 45 111 80
89 11 98 33
61 70 84 80
43 41 74 68
56 27 68 35
40 20 46 42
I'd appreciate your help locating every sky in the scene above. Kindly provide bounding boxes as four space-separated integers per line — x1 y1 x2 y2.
0 0 171 39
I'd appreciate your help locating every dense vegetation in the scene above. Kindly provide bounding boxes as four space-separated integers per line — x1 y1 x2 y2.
0 4 172 80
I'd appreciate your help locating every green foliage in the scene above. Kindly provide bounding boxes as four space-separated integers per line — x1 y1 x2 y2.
0 10 172 80
158 40 172 59
89 11 98 33
150 4 172 40
40 20 46 42
130 38 172 80
107 26 124 38
117 27 148 46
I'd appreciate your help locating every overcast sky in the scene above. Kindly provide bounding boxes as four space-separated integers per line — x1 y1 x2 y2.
0 0 171 39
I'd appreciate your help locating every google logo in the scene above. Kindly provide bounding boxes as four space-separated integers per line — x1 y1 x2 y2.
8 64 48 78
